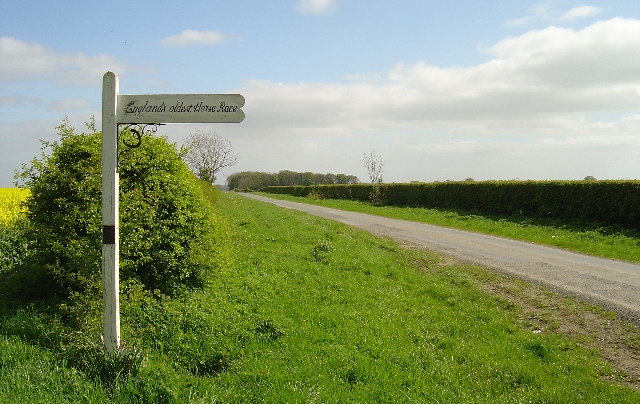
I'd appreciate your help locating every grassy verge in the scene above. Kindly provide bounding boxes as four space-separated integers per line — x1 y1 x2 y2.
0 191 638 401
256 192 640 262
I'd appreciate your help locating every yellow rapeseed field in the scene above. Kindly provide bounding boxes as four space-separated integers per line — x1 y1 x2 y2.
0 188 30 225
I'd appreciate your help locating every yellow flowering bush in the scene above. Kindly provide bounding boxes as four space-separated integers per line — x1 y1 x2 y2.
0 188 30 226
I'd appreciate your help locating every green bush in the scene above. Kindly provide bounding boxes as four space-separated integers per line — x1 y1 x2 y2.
263 181 640 229
17 120 228 299
0 218 32 274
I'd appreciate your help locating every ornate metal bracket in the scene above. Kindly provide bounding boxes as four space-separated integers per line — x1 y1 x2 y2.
118 123 163 149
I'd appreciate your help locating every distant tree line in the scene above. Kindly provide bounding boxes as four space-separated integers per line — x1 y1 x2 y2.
227 170 359 191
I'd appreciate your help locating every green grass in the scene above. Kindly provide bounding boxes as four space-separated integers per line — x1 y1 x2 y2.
257 192 640 262
0 336 107 403
0 191 638 402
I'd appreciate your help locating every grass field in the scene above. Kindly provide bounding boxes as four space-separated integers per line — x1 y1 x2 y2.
257 192 640 263
0 188 29 226
0 190 638 402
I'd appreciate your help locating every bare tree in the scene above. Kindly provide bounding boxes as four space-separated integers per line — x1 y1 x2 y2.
362 150 384 185
183 130 238 184
362 150 384 203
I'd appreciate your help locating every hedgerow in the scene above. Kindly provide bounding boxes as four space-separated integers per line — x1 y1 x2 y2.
262 180 640 229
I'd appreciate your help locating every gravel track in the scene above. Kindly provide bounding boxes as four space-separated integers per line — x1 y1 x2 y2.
240 193 640 324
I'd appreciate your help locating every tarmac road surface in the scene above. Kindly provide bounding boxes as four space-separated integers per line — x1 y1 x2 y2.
240 193 640 324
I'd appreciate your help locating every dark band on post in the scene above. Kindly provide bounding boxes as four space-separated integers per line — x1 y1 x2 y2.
103 225 116 245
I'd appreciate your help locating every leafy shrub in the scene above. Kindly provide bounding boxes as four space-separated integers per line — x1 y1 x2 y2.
16 120 228 299
0 218 32 274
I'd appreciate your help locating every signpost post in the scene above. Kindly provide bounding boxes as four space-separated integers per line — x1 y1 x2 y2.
101 71 244 352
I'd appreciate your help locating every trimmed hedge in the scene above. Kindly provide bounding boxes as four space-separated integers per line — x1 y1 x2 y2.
262 181 640 229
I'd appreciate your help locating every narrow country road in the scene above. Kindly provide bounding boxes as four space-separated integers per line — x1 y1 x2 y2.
240 193 640 324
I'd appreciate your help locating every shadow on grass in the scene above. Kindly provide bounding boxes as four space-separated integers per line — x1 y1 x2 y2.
0 262 63 345
452 207 640 238
0 251 144 388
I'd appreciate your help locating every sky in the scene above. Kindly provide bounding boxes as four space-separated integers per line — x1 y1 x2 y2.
2 0 640 186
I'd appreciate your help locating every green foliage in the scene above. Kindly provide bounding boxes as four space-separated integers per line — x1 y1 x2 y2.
201 192 638 402
61 332 144 387
263 180 640 229
16 121 228 298
117 134 226 294
0 120 233 394
227 170 359 191
310 240 333 262
264 183 372 199
196 167 215 184
1 192 639 401
0 219 32 274
0 336 109 403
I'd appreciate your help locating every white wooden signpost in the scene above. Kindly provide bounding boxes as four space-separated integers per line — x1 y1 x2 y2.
101 71 244 352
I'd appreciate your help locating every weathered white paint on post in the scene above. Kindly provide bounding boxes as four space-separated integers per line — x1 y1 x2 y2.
101 72 120 352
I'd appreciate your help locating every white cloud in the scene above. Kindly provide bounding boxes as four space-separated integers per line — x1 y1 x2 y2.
4 17 640 186
0 37 126 86
217 18 640 181
557 6 604 22
506 3 553 26
160 29 227 47
488 18 640 89
296 0 336 15
507 4 604 27
239 18 640 135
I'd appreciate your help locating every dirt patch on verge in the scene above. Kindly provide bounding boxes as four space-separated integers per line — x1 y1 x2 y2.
473 267 640 389
405 244 640 390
